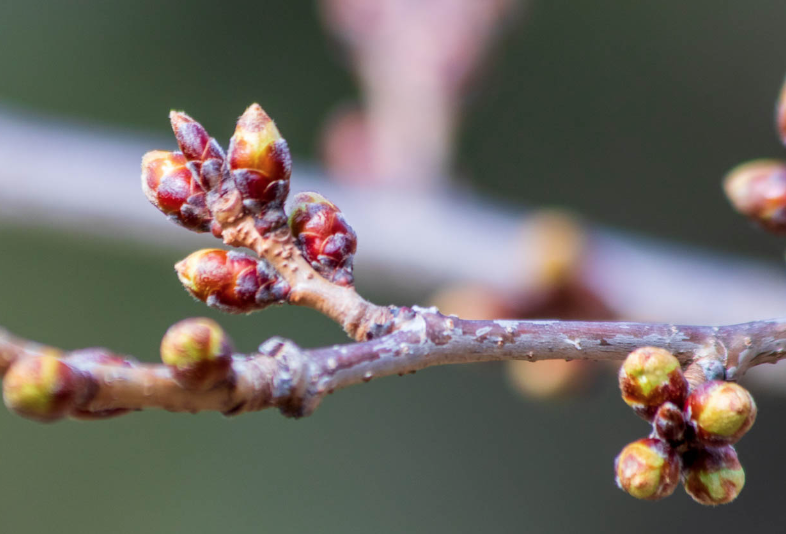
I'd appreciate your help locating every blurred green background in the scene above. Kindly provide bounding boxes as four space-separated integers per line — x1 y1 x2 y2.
1 1 786 532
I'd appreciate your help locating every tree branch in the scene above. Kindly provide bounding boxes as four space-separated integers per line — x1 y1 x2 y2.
1 313 783 420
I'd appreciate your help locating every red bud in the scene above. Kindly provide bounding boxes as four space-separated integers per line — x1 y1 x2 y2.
288 192 357 286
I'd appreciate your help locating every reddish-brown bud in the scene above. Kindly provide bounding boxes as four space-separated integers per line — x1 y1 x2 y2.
723 159 786 233
228 104 291 213
653 401 686 444
160 318 233 390
289 192 357 286
170 111 227 193
3 356 86 422
175 248 290 313
685 381 756 446
614 438 681 501
682 446 745 505
141 150 212 232
618 347 687 421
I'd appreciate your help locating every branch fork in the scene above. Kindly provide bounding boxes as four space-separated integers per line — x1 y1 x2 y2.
1 103 785 429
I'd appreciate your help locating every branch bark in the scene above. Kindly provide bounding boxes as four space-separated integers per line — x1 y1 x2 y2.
2 313 784 420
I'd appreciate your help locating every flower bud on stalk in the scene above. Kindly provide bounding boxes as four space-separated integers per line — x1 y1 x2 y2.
618 347 687 421
175 249 290 313
682 446 745 505
228 104 292 231
614 438 681 500
3 356 89 422
685 381 756 446
160 318 233 390
141 150 212 232
289 192 357 286
723 159 786 233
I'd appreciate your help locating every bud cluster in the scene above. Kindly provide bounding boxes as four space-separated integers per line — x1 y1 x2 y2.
615 347 756 505
175 248 290 314
288 192 357 286
142 104 293 236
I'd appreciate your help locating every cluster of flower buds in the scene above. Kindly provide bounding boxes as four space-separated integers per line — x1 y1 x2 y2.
615 347 755 505
2 349 136 422
160 318 233 390
142 104 292 236
288 192 357 286
175 249 290 314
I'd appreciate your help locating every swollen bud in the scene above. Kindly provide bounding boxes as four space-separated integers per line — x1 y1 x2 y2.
723 159 786 233
682 446 745 505
614 438 681 501
175 248 290 313
618 347 687 421
141 150 212 232
160 318 233 390
3 356 84 422
288 192 357 286
228 104 291 217
685 381 756 446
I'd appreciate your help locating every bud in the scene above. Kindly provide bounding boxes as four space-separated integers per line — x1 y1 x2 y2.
160 318 233 389
682 446 745 505
653 401 686 444
170 111 227 194
685 381 756 446
3 356 84 422
141 150 212 232
723 159 786 233
228 104 292 213
614 438 680 501
175 248 290 313
777 78 786 146
618 347 687 421
288 192 357 286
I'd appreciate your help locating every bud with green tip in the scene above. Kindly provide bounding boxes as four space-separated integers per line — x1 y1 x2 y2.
685 381 756 446
288 191 357 286
2 355 86 422
682 446 745 505
614 438 681 501
618 347 687 421
175 248 290 314
160 318 233 390
228 104 291 218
